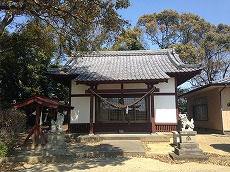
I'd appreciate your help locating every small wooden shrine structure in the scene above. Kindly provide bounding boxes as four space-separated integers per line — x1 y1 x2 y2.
11 95 74 146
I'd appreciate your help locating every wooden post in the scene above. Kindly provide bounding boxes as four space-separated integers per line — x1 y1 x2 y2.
34 106 41 146
151 86 156 133
175 79 179 123
67 110 71 132
89 86 94 134
67 81 72 132
23 106 48 146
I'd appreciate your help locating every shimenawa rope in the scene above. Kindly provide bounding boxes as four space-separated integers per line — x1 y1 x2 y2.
89 87 155 109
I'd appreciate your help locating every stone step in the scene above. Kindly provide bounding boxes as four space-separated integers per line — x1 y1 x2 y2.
74 150 145 158
75 134 170 143
178 142 199 149
174 147 204 156
169 152 208 160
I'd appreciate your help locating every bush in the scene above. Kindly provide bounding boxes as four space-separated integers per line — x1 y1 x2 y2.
0 141 8 157
0 109 27 156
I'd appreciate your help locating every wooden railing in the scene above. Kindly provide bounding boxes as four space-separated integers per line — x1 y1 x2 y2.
156 124 177 132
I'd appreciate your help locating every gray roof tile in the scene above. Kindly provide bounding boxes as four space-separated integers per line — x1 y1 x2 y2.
211 77 230 84
47 49 202 83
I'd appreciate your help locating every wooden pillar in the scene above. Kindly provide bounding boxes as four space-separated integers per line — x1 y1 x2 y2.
150 85 156 133
67 81 72 132
175 79 179 122
34 106 41 146
89 86 94 134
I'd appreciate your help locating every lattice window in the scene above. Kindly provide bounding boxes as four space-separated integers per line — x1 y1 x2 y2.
193 97 208 121
96 96 148 123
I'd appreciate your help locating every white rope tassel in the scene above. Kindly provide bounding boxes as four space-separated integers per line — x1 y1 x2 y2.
39 112 43 125
126 106 129 114
44 114 48 122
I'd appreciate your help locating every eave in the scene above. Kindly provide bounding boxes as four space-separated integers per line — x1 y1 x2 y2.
181 83 230 98
74 78 169 85
46 73 78 87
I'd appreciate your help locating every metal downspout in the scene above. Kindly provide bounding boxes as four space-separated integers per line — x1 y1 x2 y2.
220 85 227 134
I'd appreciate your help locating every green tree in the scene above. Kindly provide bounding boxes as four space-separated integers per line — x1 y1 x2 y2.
0 21 67 109
177 87 189 114
137 10 230 86
0 0 130 53
111 28 146 50
137 10 180 49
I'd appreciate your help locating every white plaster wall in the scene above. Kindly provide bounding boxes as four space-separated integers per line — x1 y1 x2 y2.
71 81 90 94
70 81 95 124
154 95 177 123
71 97 90 123
123 83 147 89
155 77 175 93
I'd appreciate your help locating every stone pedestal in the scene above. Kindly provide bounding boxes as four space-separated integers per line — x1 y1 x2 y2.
169 131 207 160
43 132 73 157
172 131 180 145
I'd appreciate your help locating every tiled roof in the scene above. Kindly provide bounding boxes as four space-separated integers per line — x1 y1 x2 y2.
47 49 202 84
11 95 74 109
211 77 230 84
180 77 230 97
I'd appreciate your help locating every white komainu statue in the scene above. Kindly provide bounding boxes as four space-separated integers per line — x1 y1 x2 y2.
51 119 57 132
178 114 194 131
51 112 64 132
56 112 64 132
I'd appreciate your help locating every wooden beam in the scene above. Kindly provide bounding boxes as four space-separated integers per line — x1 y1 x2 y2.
175 78 179 123
151 88 156 133
75 79 168 85
89 86 94 134
34 106 41 146
85 88 159 94
67 81 72 132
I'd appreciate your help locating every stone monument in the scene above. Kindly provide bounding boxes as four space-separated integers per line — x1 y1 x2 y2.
169 114 207 160
43 113 73 160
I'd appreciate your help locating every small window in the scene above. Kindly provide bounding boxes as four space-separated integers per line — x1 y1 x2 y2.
193 97 208 121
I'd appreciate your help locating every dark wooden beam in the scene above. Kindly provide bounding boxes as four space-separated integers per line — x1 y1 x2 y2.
150 87 156 133
85 88 159 94
67 81 72 132
75 79 168 85
175 78 179 123
89 86 94 134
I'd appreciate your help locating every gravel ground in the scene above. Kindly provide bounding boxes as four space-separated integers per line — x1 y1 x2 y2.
1 133 230 171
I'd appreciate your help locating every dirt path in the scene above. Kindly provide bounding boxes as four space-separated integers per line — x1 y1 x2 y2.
145 133 230 156
196 134 230 155
1 134 230 171
19 157 230 172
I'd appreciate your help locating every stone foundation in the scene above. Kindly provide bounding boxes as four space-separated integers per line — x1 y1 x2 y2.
169 131 207 160
43 132 73 158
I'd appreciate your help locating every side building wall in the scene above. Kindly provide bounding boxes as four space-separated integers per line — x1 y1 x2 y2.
187 88 223 133
222 87 230 133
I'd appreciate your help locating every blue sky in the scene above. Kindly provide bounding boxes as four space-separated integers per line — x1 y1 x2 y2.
118 0 230 50
118 0 230 27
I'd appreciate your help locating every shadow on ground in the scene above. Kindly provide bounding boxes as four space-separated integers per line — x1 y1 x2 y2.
20 157 130 172
1 143 131 171
210 144 230 153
